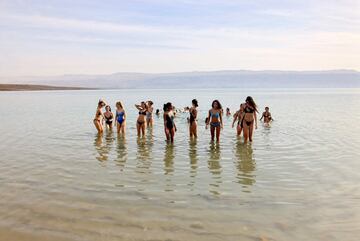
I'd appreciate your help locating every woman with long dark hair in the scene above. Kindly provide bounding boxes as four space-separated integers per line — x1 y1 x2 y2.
206 100 223 142
241 96 258 142
104 105 114 129
189 99 198 138
163 102 177 143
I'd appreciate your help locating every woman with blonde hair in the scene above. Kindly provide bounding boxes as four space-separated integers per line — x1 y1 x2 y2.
115 101 126 135
146 100 154 127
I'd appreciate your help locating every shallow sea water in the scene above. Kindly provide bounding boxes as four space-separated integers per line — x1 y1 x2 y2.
0 88 359 241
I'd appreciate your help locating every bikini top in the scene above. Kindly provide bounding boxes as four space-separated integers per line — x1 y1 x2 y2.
210 111 220 118
244 105 254 113
139 111 147 115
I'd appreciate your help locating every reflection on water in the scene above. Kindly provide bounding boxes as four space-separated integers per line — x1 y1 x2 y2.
136 136 152 175
163 143 175 175
163 143 175 192
115 135 127 171
234 139 256 192
188 139 198 189
93 131 114 163
1 89 360 241
208 142 222 195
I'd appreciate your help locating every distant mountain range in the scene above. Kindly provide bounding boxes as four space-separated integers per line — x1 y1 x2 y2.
0 84 92 91
1 70 359 89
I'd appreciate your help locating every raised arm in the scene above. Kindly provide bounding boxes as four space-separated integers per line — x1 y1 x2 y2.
254 112 258 129
219 111 223 129
135 104 142 111
205 110 211 129
260 112 264 121
232 111 239 128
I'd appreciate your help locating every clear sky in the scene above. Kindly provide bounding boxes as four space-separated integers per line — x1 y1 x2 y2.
0 0 359 77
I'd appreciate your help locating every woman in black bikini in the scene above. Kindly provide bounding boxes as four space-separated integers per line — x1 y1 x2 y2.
232 103 245 136
93 100 106 133
189 99 198 138
242 96 258 142
135 101 147 137
163 102 177 143
206 100 223 143
104 105 114 129
260 106 273 124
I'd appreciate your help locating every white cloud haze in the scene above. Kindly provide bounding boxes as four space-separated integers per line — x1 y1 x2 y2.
0 0 359 77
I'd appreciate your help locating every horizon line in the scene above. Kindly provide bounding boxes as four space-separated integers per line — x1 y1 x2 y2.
1 68 359 79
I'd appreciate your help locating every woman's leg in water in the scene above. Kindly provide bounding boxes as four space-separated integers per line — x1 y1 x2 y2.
141 123 146 137
136 123 141 136
237 125 243 136
94 120 103 133
215 126 221 142
249 122 254 142
243 123 249 142
117 122 121 134
193 123 197 138
165 128 170 141
210 125 215 141
121 122 126 135
170 128 175 143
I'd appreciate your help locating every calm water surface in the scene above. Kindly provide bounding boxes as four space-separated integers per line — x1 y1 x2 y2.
0 88 359 241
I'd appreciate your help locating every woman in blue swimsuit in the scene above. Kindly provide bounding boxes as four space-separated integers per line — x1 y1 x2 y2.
115 101 126 135
206 100 223 142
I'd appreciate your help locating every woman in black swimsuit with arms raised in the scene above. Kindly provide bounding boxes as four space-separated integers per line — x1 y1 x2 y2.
242 96 258 142
135 101 147 137
163 102 177 143
189 99 198 138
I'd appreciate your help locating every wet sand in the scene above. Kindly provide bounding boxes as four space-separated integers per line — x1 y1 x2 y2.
0 227 73 241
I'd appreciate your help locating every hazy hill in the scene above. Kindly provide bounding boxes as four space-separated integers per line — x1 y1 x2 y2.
1 70 359 89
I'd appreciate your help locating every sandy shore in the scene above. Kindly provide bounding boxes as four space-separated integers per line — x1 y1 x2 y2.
0 84 92 91
0 227 73 241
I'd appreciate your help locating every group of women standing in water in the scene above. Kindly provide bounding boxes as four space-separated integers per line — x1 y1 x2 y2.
94 96 272 143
